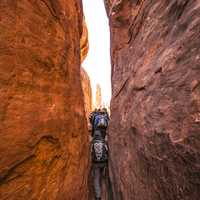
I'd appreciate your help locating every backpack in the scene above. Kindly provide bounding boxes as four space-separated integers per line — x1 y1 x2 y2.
94 114 108 129
92 140 108 163
93 129 106 139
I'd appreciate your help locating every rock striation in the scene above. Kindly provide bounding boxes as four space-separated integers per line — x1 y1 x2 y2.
106 0 200 199
0 1 89 199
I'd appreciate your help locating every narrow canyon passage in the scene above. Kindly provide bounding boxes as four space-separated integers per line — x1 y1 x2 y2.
0 1 200 200
82 1 113 199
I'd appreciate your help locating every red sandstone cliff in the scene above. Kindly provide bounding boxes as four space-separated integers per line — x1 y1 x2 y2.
0 1 89 199
106 0 200 199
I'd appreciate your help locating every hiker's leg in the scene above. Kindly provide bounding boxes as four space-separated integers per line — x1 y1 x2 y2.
93 165 101 198
102 164 107 177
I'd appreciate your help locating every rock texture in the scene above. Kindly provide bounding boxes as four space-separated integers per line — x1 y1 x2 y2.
106 0 200 199
0 1 89 199
81 67 92 119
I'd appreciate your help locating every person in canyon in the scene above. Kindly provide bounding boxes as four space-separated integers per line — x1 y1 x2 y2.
91 135 109 200
89 108 109 139
89 108 99 136
90 108 110 199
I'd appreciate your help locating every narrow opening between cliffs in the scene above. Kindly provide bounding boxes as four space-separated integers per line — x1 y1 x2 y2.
82 1 113 200
82 0 111 109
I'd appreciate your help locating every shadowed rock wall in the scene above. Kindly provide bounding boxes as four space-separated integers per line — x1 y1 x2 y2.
0 1 89 199
106 0 200 199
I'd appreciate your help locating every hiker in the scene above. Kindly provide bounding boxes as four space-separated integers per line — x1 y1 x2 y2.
92 108 109 139
91 136 108 200
101 107 109 120
89 108 99 137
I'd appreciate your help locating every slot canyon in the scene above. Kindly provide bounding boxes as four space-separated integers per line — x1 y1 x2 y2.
0 0 200 200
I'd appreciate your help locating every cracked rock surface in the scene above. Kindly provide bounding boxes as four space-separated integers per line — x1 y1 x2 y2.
106 0 200 199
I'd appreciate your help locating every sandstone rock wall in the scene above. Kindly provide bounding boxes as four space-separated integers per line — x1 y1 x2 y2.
107 0 200 199
0 1 89 199
81 67 92 120
80 18 92 120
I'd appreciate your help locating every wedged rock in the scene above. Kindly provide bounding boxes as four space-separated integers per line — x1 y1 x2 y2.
107 0 200 199
0 1 89 199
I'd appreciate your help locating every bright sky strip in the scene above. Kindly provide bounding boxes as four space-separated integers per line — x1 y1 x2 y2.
82 0 111 107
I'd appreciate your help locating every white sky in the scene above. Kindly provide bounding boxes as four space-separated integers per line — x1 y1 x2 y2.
82 0 111 107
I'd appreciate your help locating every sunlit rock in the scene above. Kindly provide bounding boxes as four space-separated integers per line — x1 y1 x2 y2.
95 84 102 109
0 1 89 199
80 19 89 63
81 67 92 119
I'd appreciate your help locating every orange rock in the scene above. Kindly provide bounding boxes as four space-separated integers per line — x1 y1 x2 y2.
81 68 92 120
80 19 89 63
95 84 102 109
0 1 89 199
80 19 92 119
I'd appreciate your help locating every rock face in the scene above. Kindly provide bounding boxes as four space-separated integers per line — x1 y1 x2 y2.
95 84 102 109
0 1 89 199
80 18 92 120
81 67 92 119
106 0 200 199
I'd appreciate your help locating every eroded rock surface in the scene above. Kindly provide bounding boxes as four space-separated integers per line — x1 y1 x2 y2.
0 1 89 199
107 0 200 199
